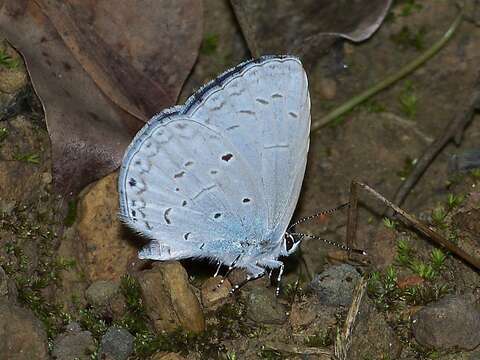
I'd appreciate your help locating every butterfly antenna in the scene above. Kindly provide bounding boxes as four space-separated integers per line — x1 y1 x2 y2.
288 202 349 231
290 232 366 255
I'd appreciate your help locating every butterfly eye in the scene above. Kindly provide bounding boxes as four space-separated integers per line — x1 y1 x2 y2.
285 234 295 251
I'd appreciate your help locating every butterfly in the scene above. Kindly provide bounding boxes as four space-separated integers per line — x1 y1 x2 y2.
118 55 310 291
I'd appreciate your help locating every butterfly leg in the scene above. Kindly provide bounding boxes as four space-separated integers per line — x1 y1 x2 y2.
230 271 265 294
215 254 242 290
213 261 222 277
259 259 284 296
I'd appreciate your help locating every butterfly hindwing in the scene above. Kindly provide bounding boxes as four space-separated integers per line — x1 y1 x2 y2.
119 117 267 264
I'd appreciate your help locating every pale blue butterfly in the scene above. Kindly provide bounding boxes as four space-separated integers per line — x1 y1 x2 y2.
118 55 310 290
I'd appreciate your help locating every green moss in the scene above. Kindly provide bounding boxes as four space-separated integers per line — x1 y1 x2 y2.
399 0 423 17
304 328 334 347
13 152 40 164
0 47 20 69
363 99 386 113
398 80 419 119
0 201 76 342
63 199 78 227
258 349 284 359
118 275 150 335
200 33 219 55
79 308 109 338
391 26 427 51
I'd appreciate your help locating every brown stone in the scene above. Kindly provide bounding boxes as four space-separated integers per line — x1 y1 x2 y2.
201 276 232 308
76 171 138 281
0 300 48 359
136 262 205 333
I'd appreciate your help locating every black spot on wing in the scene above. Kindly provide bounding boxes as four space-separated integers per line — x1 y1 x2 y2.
164 208 172 224
256 98 269 104
221 153 233 162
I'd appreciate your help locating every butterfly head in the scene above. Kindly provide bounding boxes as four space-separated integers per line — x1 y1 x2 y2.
282 232 303 256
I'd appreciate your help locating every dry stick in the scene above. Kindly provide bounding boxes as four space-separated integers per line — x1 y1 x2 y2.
346 180 359 252
311 11 463 132
334 275 367 360
352 180 480 270
389 74 480 211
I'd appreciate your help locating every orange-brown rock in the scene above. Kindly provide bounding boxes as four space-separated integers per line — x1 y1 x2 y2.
136 262 205 333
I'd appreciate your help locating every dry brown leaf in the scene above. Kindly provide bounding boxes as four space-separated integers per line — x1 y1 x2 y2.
231 0 392 61
0 0 202 195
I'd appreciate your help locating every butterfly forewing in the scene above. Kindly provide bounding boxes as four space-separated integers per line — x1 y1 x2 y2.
119 117 266 264
184 56 310 245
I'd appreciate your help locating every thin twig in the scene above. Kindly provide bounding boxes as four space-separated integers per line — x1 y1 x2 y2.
390 73 480 210
263 341 331 358
346 180 359 253
356 181 480 270
334 275 368 360
311 11 463 132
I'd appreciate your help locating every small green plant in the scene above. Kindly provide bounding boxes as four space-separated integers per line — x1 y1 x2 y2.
431 206 447 228
13 152 40 164
430 248 446 270
410 259 435 280
399 80 418 118
446 193 464 210
367 268 401 310
383 217 397 230
0 48 20 69
396 238 413 266
384 265 398 291
200 33 219 55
